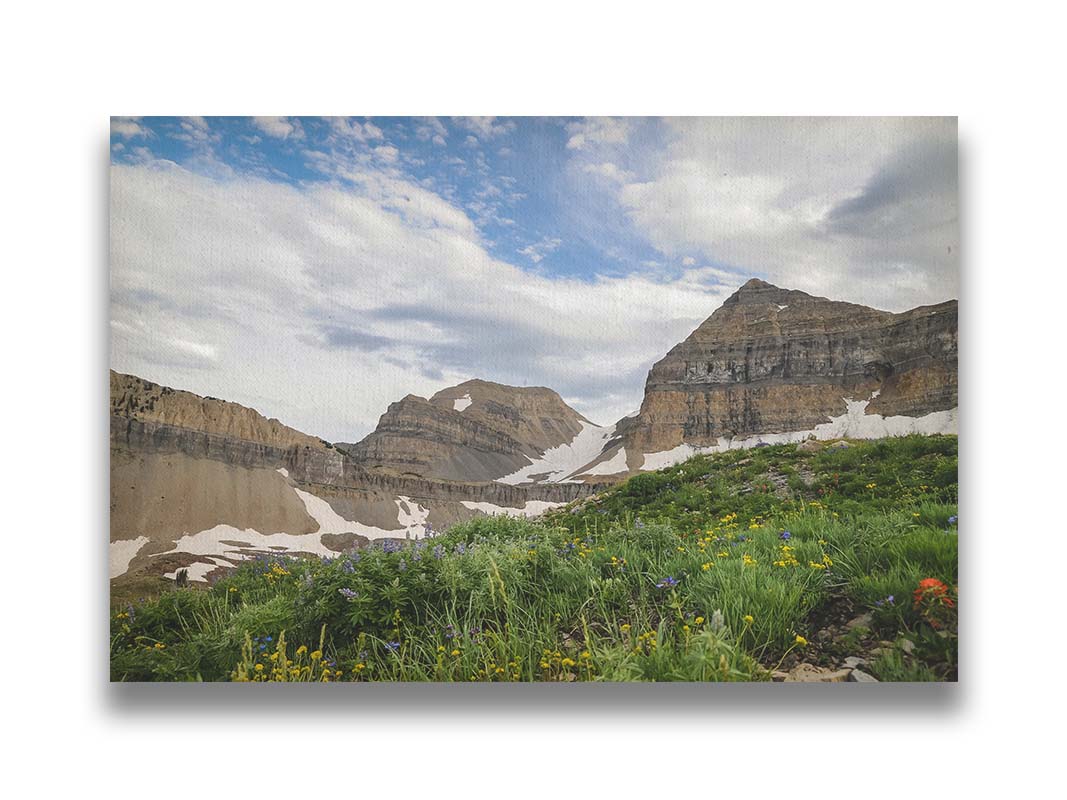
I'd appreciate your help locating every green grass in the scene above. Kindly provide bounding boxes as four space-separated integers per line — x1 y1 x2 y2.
110 434 958 682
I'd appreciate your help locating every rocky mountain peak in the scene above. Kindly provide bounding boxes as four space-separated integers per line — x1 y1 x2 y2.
347 377 591 481
607 282 957 460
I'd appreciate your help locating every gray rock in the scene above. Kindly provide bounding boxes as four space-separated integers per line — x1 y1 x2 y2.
843 656 867 669
848 669 879 683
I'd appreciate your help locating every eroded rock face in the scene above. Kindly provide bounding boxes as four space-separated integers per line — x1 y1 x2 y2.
110 371 324 452
345 379 590 481
110 371 606 581
615 279 958 454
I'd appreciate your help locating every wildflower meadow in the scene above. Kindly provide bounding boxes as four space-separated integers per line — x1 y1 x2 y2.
111 435 958 682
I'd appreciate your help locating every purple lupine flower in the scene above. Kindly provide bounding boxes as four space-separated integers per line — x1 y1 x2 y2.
455 542 467 555
948 515 958 525
398 558 407 572
656 576 679 589
433 545 444 560
385 641 400 652
338 588 358 601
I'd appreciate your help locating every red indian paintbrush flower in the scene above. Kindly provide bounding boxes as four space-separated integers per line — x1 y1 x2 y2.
914 578 956 614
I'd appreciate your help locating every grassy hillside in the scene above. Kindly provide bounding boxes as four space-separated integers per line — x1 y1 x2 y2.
110 435 958 682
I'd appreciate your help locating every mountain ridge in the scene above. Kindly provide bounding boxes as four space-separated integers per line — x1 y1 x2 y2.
110 278 958 583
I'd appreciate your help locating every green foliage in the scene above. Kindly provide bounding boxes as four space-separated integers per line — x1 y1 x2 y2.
111 435 958 682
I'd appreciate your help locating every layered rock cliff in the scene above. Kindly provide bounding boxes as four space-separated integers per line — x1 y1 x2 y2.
344 379 593 481
608 279 957 462
110 372 603 583
110 279 957 583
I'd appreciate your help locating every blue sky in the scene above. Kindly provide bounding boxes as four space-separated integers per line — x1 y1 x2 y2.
111 116 673 281
110 116 957 441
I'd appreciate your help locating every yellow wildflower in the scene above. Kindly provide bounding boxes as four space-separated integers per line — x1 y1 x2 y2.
743 615 754 624
795 635 808 646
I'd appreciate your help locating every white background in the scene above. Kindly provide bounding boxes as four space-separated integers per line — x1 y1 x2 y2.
1 1 1063 796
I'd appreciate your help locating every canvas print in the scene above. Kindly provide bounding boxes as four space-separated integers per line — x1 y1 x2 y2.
109 117 958 682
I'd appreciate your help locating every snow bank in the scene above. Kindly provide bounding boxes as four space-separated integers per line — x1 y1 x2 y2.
460 500 566 517
110 536 149 579
496 422 617 484
640 394 958 471
581 446 629 476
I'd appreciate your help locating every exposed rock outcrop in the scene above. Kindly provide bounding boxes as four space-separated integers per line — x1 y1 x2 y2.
110 372 605 582
611 279 957 459
344 379 592 481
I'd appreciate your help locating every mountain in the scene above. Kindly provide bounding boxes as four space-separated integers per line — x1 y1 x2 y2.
110 371 600 584
580 279 958 474
110 279 958 584
341 379 598 482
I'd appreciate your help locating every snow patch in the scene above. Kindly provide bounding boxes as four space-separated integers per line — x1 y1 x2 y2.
276 467 289 478
164 558 233 583
163 524 345 575
461 500 565 518
496 421 618 484
581 447 629 476
110 536 149 579
396 495 430 532
640 394 958 471
453 393 473 412
641 443 701 471
147 488 433 582
777 304 788 311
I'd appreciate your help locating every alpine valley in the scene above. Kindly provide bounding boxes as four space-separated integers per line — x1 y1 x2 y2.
110 279 958 587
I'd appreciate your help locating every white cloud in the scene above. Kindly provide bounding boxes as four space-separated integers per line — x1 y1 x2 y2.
518 236 562 264
373 144 400 163
454 116 515 139
582 161 634 183
415 117 448 145
111 117 148 138
110 160 734 440
252 116 304 140
606 117 958 311
565 117 631 150
329 117 383 142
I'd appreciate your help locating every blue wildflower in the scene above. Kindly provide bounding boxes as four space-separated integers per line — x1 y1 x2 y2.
433 545 444 560
948 515 958 525
385 641 400 652
338 588 358 601
656 576 679 589
779 531 791 540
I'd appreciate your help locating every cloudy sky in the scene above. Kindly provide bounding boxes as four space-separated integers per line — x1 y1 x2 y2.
110 116 957 441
